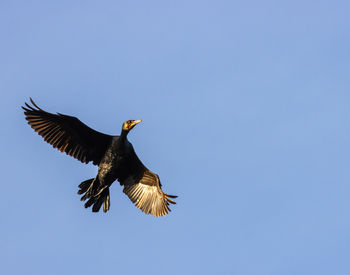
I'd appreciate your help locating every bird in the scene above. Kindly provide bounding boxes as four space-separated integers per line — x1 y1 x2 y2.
22 98 177 217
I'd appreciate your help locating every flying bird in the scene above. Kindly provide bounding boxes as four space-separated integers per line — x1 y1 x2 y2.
22 98 177 217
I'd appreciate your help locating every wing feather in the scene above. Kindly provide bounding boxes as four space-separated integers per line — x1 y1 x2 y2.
122 166 177 217
22 98 114 165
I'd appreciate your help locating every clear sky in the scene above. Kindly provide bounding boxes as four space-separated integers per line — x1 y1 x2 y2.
1 1 350 274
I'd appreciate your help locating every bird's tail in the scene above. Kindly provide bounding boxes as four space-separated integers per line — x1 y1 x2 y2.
78 178 110 213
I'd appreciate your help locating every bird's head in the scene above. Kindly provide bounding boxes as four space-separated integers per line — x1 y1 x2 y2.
122 120 142 131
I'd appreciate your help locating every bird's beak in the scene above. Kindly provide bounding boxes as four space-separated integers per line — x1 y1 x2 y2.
132 120 142 126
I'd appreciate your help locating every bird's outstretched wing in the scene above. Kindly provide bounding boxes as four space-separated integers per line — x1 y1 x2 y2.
22 98 113 165
119 149 177 217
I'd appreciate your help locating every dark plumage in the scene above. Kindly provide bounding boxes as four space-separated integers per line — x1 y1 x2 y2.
22 98 177 217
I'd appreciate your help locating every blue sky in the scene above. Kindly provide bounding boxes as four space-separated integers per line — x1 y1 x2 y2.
1 0 350 274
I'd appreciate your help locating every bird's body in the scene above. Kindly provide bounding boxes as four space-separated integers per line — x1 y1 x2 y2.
22 98 176 217
98 136 126 186
98 136 132 189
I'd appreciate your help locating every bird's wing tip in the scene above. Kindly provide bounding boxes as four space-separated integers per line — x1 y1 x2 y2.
29 97 43 111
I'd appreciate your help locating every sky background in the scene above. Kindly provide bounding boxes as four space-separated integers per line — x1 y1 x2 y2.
1 1 350 274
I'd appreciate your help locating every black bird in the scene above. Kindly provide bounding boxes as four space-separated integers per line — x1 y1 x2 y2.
22 98 177 217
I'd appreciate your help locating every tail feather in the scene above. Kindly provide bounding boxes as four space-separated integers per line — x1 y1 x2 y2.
78 178 110 213
78 179 94 194
104 191 110 212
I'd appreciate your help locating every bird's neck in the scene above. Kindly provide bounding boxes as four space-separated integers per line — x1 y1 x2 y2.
120 129 129 141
